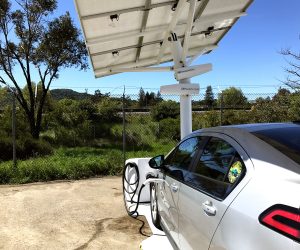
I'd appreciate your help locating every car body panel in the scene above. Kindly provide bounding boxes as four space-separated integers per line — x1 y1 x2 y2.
154 123 300 249
177 132 254 250
157 174 181 247
210 168 300 250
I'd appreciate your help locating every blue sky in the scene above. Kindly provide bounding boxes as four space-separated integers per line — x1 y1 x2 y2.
4 0 300 95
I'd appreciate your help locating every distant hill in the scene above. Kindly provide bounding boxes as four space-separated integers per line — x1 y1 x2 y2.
50 89 92 101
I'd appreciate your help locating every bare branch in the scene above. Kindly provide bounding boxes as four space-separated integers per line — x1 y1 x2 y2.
0 76 6 84
280 36 300 89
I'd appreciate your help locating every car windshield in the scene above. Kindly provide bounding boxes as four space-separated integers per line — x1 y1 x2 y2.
252 126 300 166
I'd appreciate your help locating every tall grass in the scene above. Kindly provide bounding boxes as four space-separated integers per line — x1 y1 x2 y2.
0 142 176 185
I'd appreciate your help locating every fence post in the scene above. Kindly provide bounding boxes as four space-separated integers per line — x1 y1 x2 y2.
122 86 126 165
12 92 17 169
220 92 224 126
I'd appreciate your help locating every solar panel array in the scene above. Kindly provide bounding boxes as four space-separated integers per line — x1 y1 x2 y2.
74 0 253 78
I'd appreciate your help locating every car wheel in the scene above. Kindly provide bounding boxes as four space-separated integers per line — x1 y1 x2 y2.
150 183 162 230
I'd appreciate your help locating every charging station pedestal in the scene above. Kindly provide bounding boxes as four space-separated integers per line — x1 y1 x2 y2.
123 158 173 249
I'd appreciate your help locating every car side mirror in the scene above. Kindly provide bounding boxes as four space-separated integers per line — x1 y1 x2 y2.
149 155 164 169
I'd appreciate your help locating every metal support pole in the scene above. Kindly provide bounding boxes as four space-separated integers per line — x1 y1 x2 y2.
122 86 126 165
220 92 224 126
12 92 17 168
170 34 193 139
180 85 192 139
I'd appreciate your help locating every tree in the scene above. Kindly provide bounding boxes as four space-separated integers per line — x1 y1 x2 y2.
49 99 91 146
0 0 88 138
203 85 214 109
218 87 248 108
138 87 145 107
155 91 163 103
97 97 121 122
280 36 300 89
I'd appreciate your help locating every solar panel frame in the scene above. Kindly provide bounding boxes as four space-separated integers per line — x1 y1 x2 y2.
74 0 254 78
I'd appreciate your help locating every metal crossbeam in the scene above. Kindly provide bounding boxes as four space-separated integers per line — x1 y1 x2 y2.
90 26 228 58
181 0 197 63
94 45 217 76
80 1 177 20
86 10 245 47
110 66 173 73
135 0 151 62
157 0 187 64
193 0 210 24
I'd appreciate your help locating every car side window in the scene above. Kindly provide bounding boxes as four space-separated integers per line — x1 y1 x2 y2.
186 137 246 200
164 137 203 181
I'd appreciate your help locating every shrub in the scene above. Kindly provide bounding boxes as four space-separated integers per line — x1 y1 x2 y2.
151 100 180 121
0 137 53 161
0 163 13 184
193 111 220 129
111 124 152 149
22 138 53 158
158 118 180 141
97 97 121 122
0 137 14 161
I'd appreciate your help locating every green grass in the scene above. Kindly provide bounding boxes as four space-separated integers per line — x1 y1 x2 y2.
0 141 176 185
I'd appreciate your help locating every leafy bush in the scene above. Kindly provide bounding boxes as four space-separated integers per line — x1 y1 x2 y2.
288 94 300 121
97 97 121 122
0 163 13 184
0 137 53 161
218 87 248 108
157 118 180 141
193 111 220 129
151 100 179 121
111 124 153 150
21 138 53 158
0 137 14 161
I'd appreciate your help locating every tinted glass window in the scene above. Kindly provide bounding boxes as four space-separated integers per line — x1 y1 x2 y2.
164 137 203 181
186 137 245 200
252 127 300 166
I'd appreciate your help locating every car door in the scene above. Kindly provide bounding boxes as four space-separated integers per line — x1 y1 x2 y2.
177 134 252 250
157 136 205 249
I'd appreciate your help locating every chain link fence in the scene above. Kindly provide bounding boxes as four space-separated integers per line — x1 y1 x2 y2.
0 89 300 182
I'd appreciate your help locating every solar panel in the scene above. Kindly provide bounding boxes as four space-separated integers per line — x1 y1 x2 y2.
74 0 253 78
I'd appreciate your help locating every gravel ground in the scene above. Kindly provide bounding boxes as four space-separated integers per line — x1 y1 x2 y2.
0 177 151 250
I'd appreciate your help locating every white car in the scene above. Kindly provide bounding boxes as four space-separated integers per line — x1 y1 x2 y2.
149 123 300 250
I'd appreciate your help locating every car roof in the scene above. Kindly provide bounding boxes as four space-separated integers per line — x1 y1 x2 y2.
189 122 300 174
192 122 300 135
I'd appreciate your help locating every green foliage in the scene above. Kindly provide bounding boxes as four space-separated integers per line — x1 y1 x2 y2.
250 89 293 123
218 87 248 108
48 99 92 146
151 100 180 121
50 89 92 101
193 111 220 129
157 118 180 141
0 144 180 184
111 123 154 150
138 87 162 107
0 0 88 139
138 87 146 107
0 87 11 106
0 137 53 161
222 110 251 125
288 93 300 121
97 97 121 122
204 85 215 108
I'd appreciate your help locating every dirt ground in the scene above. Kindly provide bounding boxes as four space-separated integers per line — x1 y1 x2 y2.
0 177 151 250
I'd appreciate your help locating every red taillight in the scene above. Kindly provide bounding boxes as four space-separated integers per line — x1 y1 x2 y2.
259 204 300 243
